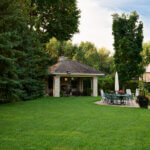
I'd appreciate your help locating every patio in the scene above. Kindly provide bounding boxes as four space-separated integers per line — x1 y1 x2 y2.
95 100 140 108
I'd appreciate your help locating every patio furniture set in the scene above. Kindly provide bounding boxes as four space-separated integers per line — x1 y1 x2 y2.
100 89 139 105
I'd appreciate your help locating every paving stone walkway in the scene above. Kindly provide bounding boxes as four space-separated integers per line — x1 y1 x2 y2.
94 100 143 108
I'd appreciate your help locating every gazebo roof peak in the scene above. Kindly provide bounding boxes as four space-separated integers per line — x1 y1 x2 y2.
49 57 104 77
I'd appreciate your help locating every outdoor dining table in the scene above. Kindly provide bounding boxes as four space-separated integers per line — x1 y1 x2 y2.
115 94 129 104
105 93 130 105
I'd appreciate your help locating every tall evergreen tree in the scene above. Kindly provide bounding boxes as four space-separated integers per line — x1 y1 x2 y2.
0 0 23 101
0 0 50 102
17 30 50 100
112 11 144 87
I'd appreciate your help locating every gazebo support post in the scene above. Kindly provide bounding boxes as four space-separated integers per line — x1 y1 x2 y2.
79 78 83 94
91 77 98 97
45 79 50 96
53 76 60 97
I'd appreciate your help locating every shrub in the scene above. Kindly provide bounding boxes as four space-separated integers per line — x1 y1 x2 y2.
87 88 92 96
124 81 139 93
60 90 65 97
98 76 114 92
136 95 149 109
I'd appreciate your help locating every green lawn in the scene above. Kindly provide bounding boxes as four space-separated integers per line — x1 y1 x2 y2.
0 97 150 150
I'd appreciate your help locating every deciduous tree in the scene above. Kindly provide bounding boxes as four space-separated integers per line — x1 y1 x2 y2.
25 0 80 42
142 42 150 65
112 11 144 86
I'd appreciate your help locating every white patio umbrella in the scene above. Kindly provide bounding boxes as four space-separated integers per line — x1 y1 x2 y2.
115 72 119 93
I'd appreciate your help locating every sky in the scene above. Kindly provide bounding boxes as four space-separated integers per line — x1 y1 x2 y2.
72 0 150 52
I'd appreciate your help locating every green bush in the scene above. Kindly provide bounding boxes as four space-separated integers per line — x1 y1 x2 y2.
124 81 139 93
144 83 150 93
98 76 114 93
136 95 149 108
87 88 92 96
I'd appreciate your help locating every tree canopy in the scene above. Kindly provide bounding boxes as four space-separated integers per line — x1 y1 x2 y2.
0 0 50 102
0 0 80 102
25 0 80 42
46 38 113 74
142 42 150 66
112 11 144 86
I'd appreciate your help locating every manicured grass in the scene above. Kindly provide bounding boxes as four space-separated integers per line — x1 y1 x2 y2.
0 97 150 150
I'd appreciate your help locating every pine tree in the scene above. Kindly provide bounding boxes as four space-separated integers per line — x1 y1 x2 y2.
18 30 50 100
0 0 50 102
0 0 23 102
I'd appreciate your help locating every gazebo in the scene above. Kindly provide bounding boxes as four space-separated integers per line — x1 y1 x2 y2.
46 56 104 97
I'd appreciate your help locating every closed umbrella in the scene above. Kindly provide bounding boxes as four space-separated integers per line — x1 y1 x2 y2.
115 72 119 93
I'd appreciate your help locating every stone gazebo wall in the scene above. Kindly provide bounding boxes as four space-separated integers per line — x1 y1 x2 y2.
51 75 98 97
48 56 104 97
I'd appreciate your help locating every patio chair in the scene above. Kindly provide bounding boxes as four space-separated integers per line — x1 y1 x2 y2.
100 89 105 102
112 94 120 104
135 89 139 97
126 89 134 102
126 89 132 95
105 93 114 104
103 93 110 103
123 94 130 105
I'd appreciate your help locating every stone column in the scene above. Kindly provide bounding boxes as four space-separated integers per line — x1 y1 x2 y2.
91 77 98 97
79 78 83 93
45 79 50 96
91 78 93 96
53 76 60 97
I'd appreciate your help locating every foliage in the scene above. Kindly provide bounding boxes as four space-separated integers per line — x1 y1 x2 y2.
74 41 100 70
86 88 92 96
0 0 24 101
46 38 113 74
112 11 144 86
141 42 150 65
98 47 114 74
17 30 50 100
46 37 77 64
60 90 65 97
136 95 149 108
98 76 114 92
24 0 80 42
0 0 50 102
124 81 139 93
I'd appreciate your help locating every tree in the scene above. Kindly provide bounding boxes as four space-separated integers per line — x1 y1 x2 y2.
98 47 114 74
112 11 144 86
46 38 114 74
0 0 23 101
18 30 50 100
0 0 50 102
141 42 150 65
46 37 77 64
77 42 100 70
25 0 80 42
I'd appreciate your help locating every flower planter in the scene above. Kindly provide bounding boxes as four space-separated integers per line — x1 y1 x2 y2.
136 95 149 109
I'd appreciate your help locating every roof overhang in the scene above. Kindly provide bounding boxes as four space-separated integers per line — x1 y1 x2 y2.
49 72 105 77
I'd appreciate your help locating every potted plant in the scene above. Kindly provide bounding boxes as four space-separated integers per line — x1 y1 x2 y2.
136 95 149 109
60 90 65 97
136 81 149 109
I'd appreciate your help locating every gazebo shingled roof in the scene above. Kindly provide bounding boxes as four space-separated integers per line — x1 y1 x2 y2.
49 57 104 76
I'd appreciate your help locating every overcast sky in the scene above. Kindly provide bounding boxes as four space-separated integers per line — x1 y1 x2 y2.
72 0 150 51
